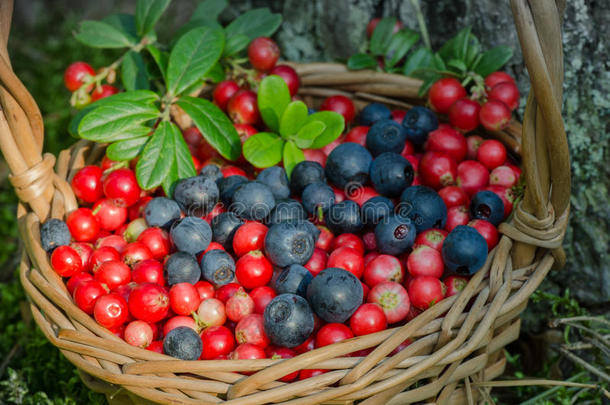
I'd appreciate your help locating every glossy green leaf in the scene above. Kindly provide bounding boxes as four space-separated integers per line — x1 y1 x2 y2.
283 141 305 178
146 44 168 81
136 0 171 36
370 17 397 56
438 26 471 63
223 34 250 56
225 8 282 40
243 132 284 168
190 0 227 23
75 20 137 48
161 127 196 196
122 51 150 91
385 28 419 68
258 75 291 132
306 111 345 149
166 26 224 96
294 121 325 149
347 53 377 71
464 34 481 68
136 121 178 189
472 46 514 77
279 101 308 138
171 19 222 46
106 137 149 161
204 62 225 83
403 47 434 76
103 14 138 39
447 58 467 72
177 96 241 161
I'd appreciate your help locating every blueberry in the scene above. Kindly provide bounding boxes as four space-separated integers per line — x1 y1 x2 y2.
163 326 202 360
267 199 306 225
442 225 488 275
325 200 363 235
40 218 71 252
144 197 181 229
200 249 236 286
361 196 394 227
306 267 363 323
173 175 219 216
369 152 414 197
325 143 372 189
199 164 223 182
290 161 325 195
359 103 392 126
170 216 212 255
399 185 447 232
164 252 201 285
265 222 315 268
296 220 321 242
366 120 407 156
217 175 248 207
211 212 243 248
257 166 290 200
274 264 313 297
374 214 416 255
231 181 276 221
264 293 314 348
301 182 335 216
402 106 438 146
470 191 505 226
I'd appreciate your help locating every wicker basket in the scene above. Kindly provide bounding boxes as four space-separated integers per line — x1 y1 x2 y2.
0 0 570 403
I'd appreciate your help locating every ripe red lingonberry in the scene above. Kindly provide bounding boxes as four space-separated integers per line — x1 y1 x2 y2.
489 165 517 187
303 149 326 167
327 246 364 279
121 242 153 267
457 160 490 196
414 229 447 252
444 275 469 297
66 208 100 242
227 90 260 125
363 254 404 287
367 281 410 324
66 272 94 295
71 166 103 203
235 250 273 289
270 65 300 96
95 260 131 290
64 61 95 92
51 245 83 277
425 127 467 162
331 233 364 255
428 78 467 114
407 276 446 310
484 71 516 89
449 98 481 132
124 320 154 348
250 286 276 314
132 259 165 286
232 221 268 257
226 287 254 322
94 293 129 329
128 283 169 323
213 80 240 111
215 282 241 303
93 198 127 231
248 37 280 71
196 298 226 328
438 185 469 208
466 135 484 160
419 151 458 189
91 84 119 102
349 303 387 336
392 110 407 124
320 95 355 124
90 246 120 273
445 205 471 232
488 82 520 111
103 168 140 207
479 100 511 131
345 126 370 147
70 242 93 272
407 245 444 278
477 139 507 170
304 247 328 277
169 283 201 316
136 227 170 260
73 280 107 314
200 326 235 360
315 323 354 348
236 313 269 348
194 281 215 301
468 219 499 251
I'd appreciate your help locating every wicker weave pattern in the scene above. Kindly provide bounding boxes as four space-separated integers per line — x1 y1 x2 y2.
0 1 569 403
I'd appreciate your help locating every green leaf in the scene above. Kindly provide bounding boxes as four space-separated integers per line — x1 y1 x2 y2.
223 34 250 56
146 44 169 81
225 8 282 40
162 127 196 196
283 142 305 178
106 137 149 161
171 19 222 45
294 121 326 149
243 132 284 168
190 0 227 23
103 14 138 39
403 47 434 76
74 20 137 48
177 96 241 161
447 58 467 72
370 17 397 56
464 34 481 68
306 111 345 149
279 101 308 138
347 53 377 70
136 121 177 189
136 0 171 36
472 46 514 77
204 62 226 83
78 100 160 142
385 28 419 68
167 26 224 96
122 51 150 91
438 26 471 63
258 75 291 132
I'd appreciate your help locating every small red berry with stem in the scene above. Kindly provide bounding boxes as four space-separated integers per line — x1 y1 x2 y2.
488 81 520 111
445 205 471 232
128 283 169 323
196 298 226 328
94 260 131 290
91 84 119 102
232 222 268 257
103 168 141 207
414 229 447 252
64 61 95 91
67 208 100 242
235 250 273 289
419 151 458 189
248 37 280 71
169 283 201 316
235 313 269 348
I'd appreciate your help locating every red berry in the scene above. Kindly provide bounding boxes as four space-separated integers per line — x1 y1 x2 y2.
363 254 404 287
466 135 484 160
349 303 387 336
347 186 379 207
419 151 458 189
70 242 93 272
121 242 153 267
489 165 517 187
345 126 369 147
96 234 127 253
484 71 516 89
299 369 328 380
66 208 100 242
128 196 152 221
327 246 364 279
266 347 299 381
232 222 268 257
164 315 197 336
270 65 300 96
226 288 254 322
236 313 269 348
248 37 280 71
235 251 273 289
250 286 276 315
331 233 365 255
407 245 444 278
94 293 128 329
196 298 226 328
449 98 481 132
213 80 240 111
407 276 446 310
315 225 334 251
485 185 515 218
103 168 140 207
315 323 354 348
92 199 127 231
293 336 315 354
445 205 470 232
71 166 103 203
362 231 377 251
66 272 94 295
51 245 83 277
227 90 260 125
438 186 469 208
477 140 507 170
221 165 246 177
428 78 467 114
304 247 328 277
444 275 469 297
215 282 241 303
91 84 119 102
320 95 355 124
468 219 499 251
73 280 106 314
367 281 410 324
128 283 169 323
488 82 520 111
303 149 327 167
321 135 344 156
136 227 171 260
479 100 511 131
363 251 381 267
414 229 447 252
391 110 407 124
194 281 215 301
200 326 235 359
230 343 267 362
169 283 201 316
124 320 154 347
95 260 131 290
457 160 490 196
64 61 95 91
425 127 467 162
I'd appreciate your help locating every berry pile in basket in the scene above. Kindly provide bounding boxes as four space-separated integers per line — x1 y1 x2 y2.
46 52 521 368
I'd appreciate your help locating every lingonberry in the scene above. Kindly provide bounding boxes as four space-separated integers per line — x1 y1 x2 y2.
419 151 458 189
457 160 490 196
349 303 387 336
362 231 377 251
200 326 235 359
363 251 381 267
215 282 241 303
248 37 280 71
438 185 469 208
444 275 469 297
66 272 94 295
102 168 140 207
363 254 405 287
168 283 200 316
71 166 103 203
100 156 117 171
428 78 467 114
51 245 83 277
227 89 260 125
249 286 276 314
407 276 446 310
164 315 197 336
70 242 93 272
66 208 100 242
95 260 131 290
64 61 95 91
320 95 355 124
345 126 370 147
90 246 120 274
414 228 448 252
266 347 299 382
235 313 269 348
407 245 444 278
121 242 153 267
270 65 300 96
73 280 107 314
477 139 507 170
226 287 254 322
321 135 344 156
367 281 410 324
315 323 353 348
425 127 467 162
331 233 365 255
146 340 164 353
124 320 154 348
230 343 267 363
213 80 240 111
136 227 170 260
128 283 169 323
485 185 514 218
488 81 520 111
91 84 119 102
468 219 499 251
489 165 517 187
93 293 129 329
131 259 165 286
479 100 511 131
445 205 471 232
92 198 127 231
232 221 268 257
235 250 273 289
449 98 481 132
327 246 364 279
484 71 516 89
196 298 226 328
128 195 152 221
303 149 326 167
304 247 327 277
466 135 484 160
194 281 215 301
391 109 407 124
